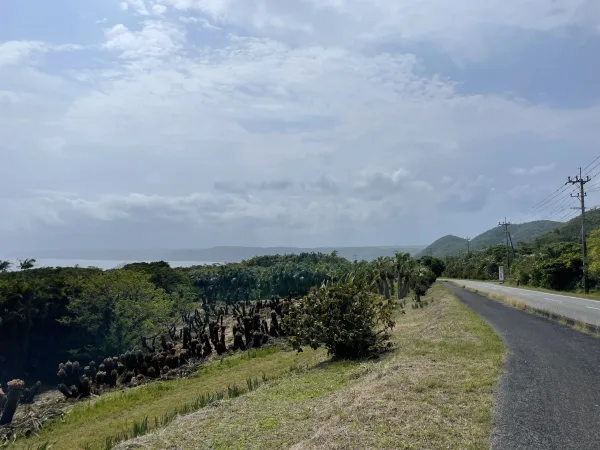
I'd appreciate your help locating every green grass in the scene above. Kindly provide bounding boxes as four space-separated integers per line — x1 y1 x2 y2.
11 347 327 450
114 284 506 450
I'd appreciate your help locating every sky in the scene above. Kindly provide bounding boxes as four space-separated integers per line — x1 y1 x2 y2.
1 0 600 253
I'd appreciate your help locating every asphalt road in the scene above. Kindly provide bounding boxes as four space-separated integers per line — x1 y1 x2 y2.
443 282 600 450
452 279 600 326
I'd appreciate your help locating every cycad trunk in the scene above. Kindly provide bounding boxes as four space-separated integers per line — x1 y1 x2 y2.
0 379 24 425
397 273 409 300
383 281 390 299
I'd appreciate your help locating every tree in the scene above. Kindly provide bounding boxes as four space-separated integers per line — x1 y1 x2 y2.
18 259 36 270
395 252 414 300
61 270 174 355
0 261 11 273
286 274 395 359
588 229 600 280
418 256 445 278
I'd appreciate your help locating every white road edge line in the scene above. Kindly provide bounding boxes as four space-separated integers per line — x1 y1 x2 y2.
586 306 600 311
461 281 600 304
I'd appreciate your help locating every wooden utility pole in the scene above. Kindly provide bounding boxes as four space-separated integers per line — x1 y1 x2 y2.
499 218 511 273
567 168 591 293
466 237 471 279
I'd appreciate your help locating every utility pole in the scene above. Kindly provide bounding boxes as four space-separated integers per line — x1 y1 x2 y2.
499 218 511 273
567 168 591 293
466 237 471 279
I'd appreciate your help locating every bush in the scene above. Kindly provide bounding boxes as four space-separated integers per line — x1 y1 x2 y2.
285 275 395 359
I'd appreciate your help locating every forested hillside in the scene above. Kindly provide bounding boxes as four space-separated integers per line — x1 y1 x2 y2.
535 208 600 245
419 220 560 258
420 235 468 258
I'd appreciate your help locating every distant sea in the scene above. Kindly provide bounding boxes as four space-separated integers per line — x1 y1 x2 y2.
1 259 217 270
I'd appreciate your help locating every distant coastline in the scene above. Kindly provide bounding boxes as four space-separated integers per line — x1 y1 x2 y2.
8 245 426 265
1 259 217 271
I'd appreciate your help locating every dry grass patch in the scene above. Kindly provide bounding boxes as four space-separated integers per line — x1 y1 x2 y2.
118 284 505 450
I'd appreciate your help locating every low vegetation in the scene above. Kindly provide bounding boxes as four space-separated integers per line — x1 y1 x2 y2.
10 347 327 450
115 283 505 450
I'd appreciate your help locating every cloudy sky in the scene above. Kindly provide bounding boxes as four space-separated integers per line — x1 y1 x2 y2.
1 0 600 253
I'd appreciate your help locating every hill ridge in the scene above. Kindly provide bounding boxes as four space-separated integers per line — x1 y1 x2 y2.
418 220 561 258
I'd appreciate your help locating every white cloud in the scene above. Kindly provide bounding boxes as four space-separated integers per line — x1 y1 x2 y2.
1 0 600 250
0 41 81 68
510 164 556 176
103 22 185 59
178 16 220 28
121 0 150 15
152 4 168 15
155 0 600 58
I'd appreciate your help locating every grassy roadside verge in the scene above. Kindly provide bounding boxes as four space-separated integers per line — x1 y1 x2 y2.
500 283 600 302
446 280 600 336
118 283 505 450
11 347 328 450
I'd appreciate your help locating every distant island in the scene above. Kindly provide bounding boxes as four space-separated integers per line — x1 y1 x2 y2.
18 245 427 263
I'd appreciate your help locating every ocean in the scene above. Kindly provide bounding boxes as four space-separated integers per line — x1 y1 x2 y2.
0 259 217 270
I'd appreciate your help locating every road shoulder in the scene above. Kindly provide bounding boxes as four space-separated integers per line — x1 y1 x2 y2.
443 281 600 450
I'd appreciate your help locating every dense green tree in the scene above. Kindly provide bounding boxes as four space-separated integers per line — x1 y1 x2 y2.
588 229 600 281
418 256 445 278
286 273 396 358
60 270 174 355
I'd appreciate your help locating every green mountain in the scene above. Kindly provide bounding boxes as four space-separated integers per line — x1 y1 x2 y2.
418 220 561 258
419 236 467 258
536 207 600 245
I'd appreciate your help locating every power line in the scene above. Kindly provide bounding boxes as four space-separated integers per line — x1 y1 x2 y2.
583 155 600 173
588 168 600 181
545 192 578 219
519 186 576 223
584 159 600 178
558 209 579 222
515 184 572 223
515 155 600 224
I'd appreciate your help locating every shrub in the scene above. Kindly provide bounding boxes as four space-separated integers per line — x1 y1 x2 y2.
285 274 395 359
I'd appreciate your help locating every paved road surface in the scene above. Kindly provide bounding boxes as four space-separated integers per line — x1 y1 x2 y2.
452 279 600 326
443 282 600 450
